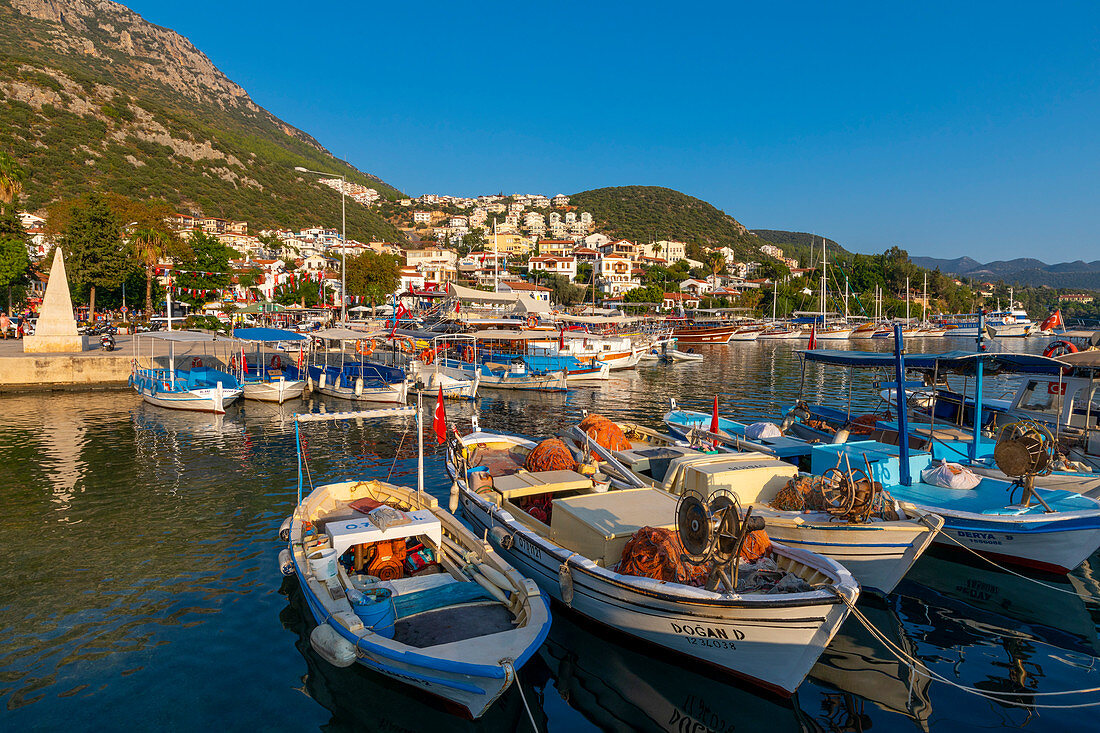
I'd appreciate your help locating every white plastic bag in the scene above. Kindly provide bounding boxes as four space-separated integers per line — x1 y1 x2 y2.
745 422 783 439
921 458 981 490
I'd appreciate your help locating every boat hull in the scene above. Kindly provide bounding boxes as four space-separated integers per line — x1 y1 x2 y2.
139 388 241 413
312 381 408 404
672 326 740 344
457 489 855 695
242 379 305 403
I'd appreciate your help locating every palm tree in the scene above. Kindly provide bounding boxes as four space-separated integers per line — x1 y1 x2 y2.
0 153 25 212
131 228 175 318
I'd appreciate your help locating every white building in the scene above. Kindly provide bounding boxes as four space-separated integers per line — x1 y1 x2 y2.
552 194 570 207
412 211 432 224
759 243 784 260
596 254 639 297
528 255 577 282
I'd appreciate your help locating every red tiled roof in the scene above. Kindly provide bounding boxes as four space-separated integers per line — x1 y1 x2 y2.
506 281 551 291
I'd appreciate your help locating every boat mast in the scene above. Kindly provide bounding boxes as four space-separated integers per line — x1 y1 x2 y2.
906 276 910 323
772 278 778 323
493 218 499 293
820 236 826 327
923 272 928 324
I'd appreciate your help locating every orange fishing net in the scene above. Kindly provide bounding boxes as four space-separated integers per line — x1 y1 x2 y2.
770 476 828 511
578 414 608 431
618 527 708 586
740 529 772 562
583 420 631 451
524 438 577 472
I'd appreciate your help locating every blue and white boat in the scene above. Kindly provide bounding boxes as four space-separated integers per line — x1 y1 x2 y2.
130 331 243 413
787 329 1100 573
307 328 408 404
281 405 551 719
232 327 307 403
935 306 1035 338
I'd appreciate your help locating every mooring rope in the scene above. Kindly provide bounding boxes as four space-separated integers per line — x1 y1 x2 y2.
839 594 1100 708
918 515 1100 605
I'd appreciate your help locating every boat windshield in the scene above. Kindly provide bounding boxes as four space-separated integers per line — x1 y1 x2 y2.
1017 380 1064 414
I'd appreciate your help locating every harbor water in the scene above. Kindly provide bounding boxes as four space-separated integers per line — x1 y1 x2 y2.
2 339 1099 731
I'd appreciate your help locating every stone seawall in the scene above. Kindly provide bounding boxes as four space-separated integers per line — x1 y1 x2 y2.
0 354 133 392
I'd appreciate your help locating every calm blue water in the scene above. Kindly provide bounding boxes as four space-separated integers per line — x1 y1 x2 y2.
2 338 1099 731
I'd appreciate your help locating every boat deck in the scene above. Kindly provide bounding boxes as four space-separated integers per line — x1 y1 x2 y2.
893 479 1096 515
393 603 515 648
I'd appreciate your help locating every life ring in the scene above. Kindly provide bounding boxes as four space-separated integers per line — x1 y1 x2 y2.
270 354 283 370
1043 340 1078 358
463 345 474 362
420 348 435 364
526 315 538 329
190 356 203 369
356 339 373 357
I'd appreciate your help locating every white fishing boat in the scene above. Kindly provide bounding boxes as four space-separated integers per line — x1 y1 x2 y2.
475 359 567 392
129 331 243 413
445 430 859 696
232 327 307 403
306 328 408 404
569 420 943 595
281 406 551 720
658 346 705 362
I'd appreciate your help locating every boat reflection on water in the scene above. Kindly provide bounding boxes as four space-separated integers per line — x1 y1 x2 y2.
899 550 1100 658
808 600 932 732
534 609 808 733
279 577 541 731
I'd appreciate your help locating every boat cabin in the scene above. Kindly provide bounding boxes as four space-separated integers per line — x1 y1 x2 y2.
614 446 799 503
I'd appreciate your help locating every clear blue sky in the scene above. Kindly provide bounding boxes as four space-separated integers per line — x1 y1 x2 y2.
125 1 1099 261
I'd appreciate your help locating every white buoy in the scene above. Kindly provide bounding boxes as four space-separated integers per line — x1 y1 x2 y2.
278 548 294 576
354 377 364 396
278 516 292 541
319 372 327 389
449 479 460 513
310 624 357 668
477 562 512 592
470 569 509 604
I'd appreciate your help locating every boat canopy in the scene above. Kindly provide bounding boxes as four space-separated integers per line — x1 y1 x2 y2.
799 348 1067 375
232 327 307 342
139 330 227 342
1057 350 1100 370
312 327 380 341
556 313 640 325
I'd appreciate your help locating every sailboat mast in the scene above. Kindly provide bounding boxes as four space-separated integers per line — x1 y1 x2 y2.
820 236 826 326
906 276 910 322
493 218 499 292
923 273 928 324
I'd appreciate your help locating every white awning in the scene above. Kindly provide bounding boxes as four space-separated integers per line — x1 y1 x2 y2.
447 282 519 304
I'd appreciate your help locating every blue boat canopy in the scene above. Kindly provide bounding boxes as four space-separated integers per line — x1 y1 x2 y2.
798 348 1067 375
233 327 307 342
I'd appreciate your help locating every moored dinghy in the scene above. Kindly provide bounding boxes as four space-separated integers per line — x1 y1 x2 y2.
446 429 860 695
282 406 551 719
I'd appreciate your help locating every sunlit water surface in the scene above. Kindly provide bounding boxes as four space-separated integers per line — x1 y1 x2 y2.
2 339 1099 731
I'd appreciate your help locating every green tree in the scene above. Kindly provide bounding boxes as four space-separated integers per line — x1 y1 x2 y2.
59 192 132 319
131 228 180 318
754 259 790 281
173 231 234 306
623 284 664 304
345 251 401 310
0 155 30 310
0 152 25 212
276 276 322 307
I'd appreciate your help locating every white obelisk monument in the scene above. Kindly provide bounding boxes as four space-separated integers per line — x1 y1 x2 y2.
24 247 87 353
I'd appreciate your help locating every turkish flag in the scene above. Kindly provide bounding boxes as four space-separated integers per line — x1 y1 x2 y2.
432 386 447 444
1041 310 1063 331
807 324 817 349
710 394 720 436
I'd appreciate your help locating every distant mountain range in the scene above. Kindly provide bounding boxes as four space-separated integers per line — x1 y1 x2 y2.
910 256 1100 290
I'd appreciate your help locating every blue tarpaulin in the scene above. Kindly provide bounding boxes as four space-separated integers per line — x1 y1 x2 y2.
233 327 307 342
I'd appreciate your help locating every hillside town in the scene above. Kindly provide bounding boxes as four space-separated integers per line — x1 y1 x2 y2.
16 190 805 315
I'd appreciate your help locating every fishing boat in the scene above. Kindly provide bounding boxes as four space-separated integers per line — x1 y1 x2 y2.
231 327 307 403
129 331 243 413
306 328 408 404
476 360 568 391
758 325 803 340
280 405 551 720
784 330 1100 573
670 320 741 344
463 329 611 381
577 416 942 595
445 430 859 696
395 333 480 400
728 325 763 341
657 345 705 362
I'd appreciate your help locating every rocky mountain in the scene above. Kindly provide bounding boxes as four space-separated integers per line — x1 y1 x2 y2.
911 255 1100 289
568 186 768 259
0 0 406 240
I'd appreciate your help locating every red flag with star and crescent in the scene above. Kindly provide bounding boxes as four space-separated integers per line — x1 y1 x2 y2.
432 386 447 444
1040 310 1063 332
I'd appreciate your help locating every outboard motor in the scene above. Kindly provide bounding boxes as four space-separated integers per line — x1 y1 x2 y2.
100 333 116 352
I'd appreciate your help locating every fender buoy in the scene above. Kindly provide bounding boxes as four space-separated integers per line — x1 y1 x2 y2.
354 376 364 396
270 354 283 370
1044 340 1078 358
526 315 538 329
